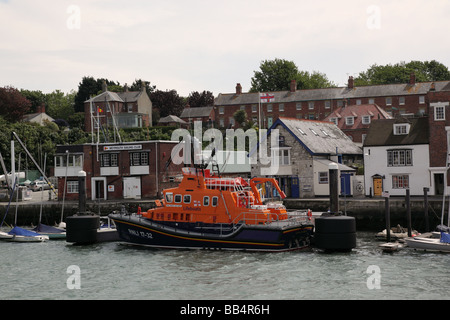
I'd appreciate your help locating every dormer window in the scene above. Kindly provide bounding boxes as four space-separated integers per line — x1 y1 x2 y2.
393 123 410 135
345 117 354 125
362 115 371 124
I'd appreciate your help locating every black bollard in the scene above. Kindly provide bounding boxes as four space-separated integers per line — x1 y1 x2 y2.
328 162 339 215
66 170 99 244
385 195 391 242
406 188 412 237
423 187 429 232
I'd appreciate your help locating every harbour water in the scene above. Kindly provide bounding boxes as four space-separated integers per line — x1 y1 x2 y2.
1 231 449 301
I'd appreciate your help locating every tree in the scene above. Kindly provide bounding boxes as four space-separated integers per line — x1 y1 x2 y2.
250 58 335 92
354 60 450 86
0 86 31 122
20 89 46 113
150 89 185 118
233 109 247 127
187 90 214 107
45 90 76 121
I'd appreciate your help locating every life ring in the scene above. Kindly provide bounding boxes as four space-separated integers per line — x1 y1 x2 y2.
307 209 312 220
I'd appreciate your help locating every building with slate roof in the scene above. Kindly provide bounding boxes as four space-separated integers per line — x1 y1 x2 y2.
84 81 152 132
363 117 430 196
214 75 450 129
179 105 215 128
251 117 362 198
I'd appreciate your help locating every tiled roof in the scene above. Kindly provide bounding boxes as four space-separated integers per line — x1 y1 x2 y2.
363 117 429 147
271 117 362 155
324 104 392 129
180 106 214 118
215 81 450 106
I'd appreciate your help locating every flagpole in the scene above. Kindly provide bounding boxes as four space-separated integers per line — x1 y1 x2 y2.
258 91 262 135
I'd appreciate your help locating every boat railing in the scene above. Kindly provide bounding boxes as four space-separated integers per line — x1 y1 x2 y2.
229 210 310 227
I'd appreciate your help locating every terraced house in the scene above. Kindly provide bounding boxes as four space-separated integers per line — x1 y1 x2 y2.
214 75 450 131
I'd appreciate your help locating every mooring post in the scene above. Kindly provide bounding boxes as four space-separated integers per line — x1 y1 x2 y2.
423 187 429 232
328 162 339 215
406 188 412 237
385 195 391 242
78 170 86 214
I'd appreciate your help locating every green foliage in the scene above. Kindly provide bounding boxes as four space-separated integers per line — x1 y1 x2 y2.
354 60 450 86
250 58 335 92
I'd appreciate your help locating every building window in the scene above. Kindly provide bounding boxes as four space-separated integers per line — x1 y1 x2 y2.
308 101 314 110
386 97 392 106
296 103 302 110
337 100 344 107
219 106 224 114
100 153 118 167
240 105 246 111
368 98 375 104
325 101 331 109
392 175 409 189
330 117 338 125
419 96 425 104
267 104 273 112
356 99 362 105
130 152 149 166
399 97 405 105
435 105 445 121
318 172 328 184
279 104 284 112
272 148 290 166
252 105 257 113
67 181 79 193
362 115 371 124
387 149 412 166
393 123 410 135
345 117 354 125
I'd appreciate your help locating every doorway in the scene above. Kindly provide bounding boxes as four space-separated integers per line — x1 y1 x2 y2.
434 173 444 195
91 177 107 200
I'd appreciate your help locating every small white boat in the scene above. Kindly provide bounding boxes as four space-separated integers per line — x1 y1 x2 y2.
375 224 420 241
379 242 402 253
404 232 450 253
0 231 13 240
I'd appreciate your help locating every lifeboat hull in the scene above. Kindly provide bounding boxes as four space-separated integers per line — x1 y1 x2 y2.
110 213 314 252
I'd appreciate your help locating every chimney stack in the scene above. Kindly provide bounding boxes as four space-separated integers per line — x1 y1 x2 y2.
236 83 242 95
37 104 45 114
409 73 416 86
290 79 297 92
348 76 354 89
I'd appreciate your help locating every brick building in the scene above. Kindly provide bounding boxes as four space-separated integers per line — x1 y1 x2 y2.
324 104 392 145
214 75 450 129
427 85 450 194
54 141 182 201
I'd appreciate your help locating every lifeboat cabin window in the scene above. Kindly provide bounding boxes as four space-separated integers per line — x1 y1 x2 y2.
165 193 173 203
174 194 182 203
203 196 209 206
212 196 218 207
183 194 191 203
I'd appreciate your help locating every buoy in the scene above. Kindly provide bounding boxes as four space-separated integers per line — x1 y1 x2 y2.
314 215 356 252
66 215 100 244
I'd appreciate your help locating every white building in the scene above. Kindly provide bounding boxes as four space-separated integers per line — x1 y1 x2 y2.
363 117 430 196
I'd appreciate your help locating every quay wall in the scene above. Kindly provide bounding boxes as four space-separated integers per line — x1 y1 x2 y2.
0 196 446 232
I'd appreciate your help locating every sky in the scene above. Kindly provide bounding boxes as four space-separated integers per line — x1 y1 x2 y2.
0 0 449 97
